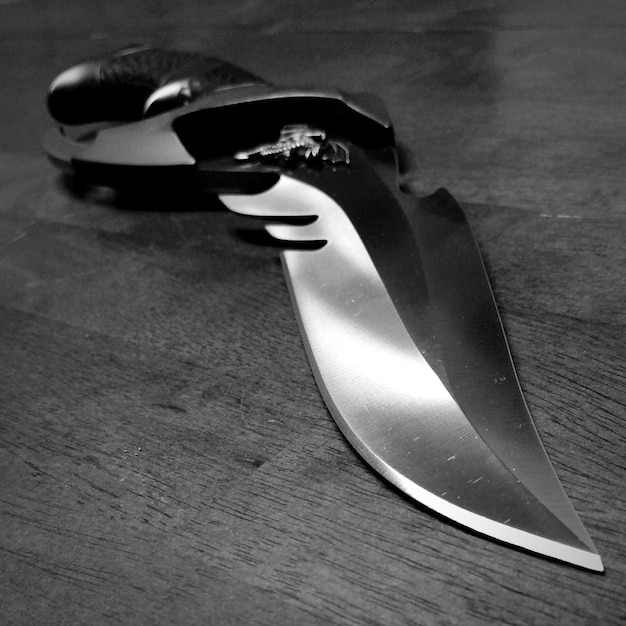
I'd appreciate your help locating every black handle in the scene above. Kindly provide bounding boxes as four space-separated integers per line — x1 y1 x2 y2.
47 44 269 125
44 45 397 196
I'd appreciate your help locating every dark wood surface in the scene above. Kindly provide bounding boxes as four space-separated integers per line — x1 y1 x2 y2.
1 1 625 624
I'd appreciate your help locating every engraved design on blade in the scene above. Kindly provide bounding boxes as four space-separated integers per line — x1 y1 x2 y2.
219 177 603 572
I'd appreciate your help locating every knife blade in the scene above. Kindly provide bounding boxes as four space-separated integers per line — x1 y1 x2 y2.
43 46 603 571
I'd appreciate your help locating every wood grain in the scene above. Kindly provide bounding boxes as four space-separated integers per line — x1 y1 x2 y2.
1 1 625 624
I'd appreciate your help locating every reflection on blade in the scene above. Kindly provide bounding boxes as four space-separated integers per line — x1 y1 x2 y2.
220 175 603 572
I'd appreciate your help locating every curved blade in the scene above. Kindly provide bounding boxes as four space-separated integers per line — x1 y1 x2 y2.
44 48 602 572
43 98 602 571
220 158 603 572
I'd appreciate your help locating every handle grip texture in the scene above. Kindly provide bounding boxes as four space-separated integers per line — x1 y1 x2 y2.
47 45 269 125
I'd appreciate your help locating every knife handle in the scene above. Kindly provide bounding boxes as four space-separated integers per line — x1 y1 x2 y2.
44 46 398 195
47 44 269 125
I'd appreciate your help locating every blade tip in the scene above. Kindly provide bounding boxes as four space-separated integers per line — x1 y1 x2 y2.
582 554 604 573
557 547 604 573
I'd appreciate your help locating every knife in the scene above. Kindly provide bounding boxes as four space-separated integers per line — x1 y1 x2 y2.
43 46 603 572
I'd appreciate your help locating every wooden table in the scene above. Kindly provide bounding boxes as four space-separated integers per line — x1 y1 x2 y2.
1 1 625 624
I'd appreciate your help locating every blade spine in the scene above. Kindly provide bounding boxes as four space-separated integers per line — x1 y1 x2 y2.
398 188 599 548
443 206 598 547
